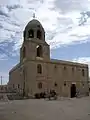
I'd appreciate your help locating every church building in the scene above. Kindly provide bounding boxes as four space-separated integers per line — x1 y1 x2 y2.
8 18 89 98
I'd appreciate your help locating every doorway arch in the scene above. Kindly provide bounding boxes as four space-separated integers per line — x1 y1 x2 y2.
70 84 76 98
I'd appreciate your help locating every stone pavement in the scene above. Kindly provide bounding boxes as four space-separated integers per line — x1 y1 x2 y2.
0 96 90 120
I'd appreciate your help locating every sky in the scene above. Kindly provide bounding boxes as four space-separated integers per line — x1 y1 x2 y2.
0 0 90 84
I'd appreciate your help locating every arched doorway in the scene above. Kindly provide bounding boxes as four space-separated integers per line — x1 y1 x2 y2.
70 84 76 98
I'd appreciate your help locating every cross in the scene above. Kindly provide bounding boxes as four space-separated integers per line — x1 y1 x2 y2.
33 13 35 18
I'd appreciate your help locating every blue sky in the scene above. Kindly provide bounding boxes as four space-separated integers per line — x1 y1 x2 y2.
0 0 90 84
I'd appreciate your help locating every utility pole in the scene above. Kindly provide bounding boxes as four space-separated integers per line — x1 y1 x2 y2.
1 76 2 85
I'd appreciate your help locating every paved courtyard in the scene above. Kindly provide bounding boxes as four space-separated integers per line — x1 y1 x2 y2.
0 96 90 120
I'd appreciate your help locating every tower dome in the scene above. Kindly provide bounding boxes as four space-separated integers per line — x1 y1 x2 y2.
23 19 45 41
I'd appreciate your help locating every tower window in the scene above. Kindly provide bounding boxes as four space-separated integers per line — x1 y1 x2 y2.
38 82 42 89
22 47 26 58
64 82 66 86
28 29 34 38
64 66 66 70
82 69 85 76
36 45 42 57
72 67 74 72
37 25 40 28
37 64 42 74
54 82 57 87
37 30 42 39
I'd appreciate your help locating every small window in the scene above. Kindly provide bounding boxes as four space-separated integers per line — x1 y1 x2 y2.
38 82 42 89
64 82 66 86
54 82 57 87
54 65 57 68
64 66 66 70
82 69 85 76
22 47 26 58
28 29 34 38
72 67 74 72
37 25 40 28
37 64 42 74
37 30 42 39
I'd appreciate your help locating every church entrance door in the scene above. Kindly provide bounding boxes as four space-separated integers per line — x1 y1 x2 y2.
70 84 76 98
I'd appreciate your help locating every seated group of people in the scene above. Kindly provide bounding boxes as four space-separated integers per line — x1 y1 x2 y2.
34 89 57 99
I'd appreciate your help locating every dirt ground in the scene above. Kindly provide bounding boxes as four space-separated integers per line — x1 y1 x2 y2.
0 96 90 120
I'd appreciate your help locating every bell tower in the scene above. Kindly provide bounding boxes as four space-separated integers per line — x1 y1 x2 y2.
20 18 50 62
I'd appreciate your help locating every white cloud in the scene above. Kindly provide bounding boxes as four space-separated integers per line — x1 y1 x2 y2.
72 57 90 77
0 54 8 60
0 0 90 51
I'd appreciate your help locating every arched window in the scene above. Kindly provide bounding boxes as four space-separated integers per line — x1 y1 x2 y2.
37 30 42 39
22 47 26 58
38 82 42 89
37 64 42 74
36 45 42 57
82 69 85 76
28 29 34 38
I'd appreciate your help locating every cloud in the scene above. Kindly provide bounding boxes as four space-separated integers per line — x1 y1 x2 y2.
6 4 22 12
0 40 20 59
72 57 90 77
54 0 90 12
0 6 9 17
0 54 8 60
0 0 90 53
